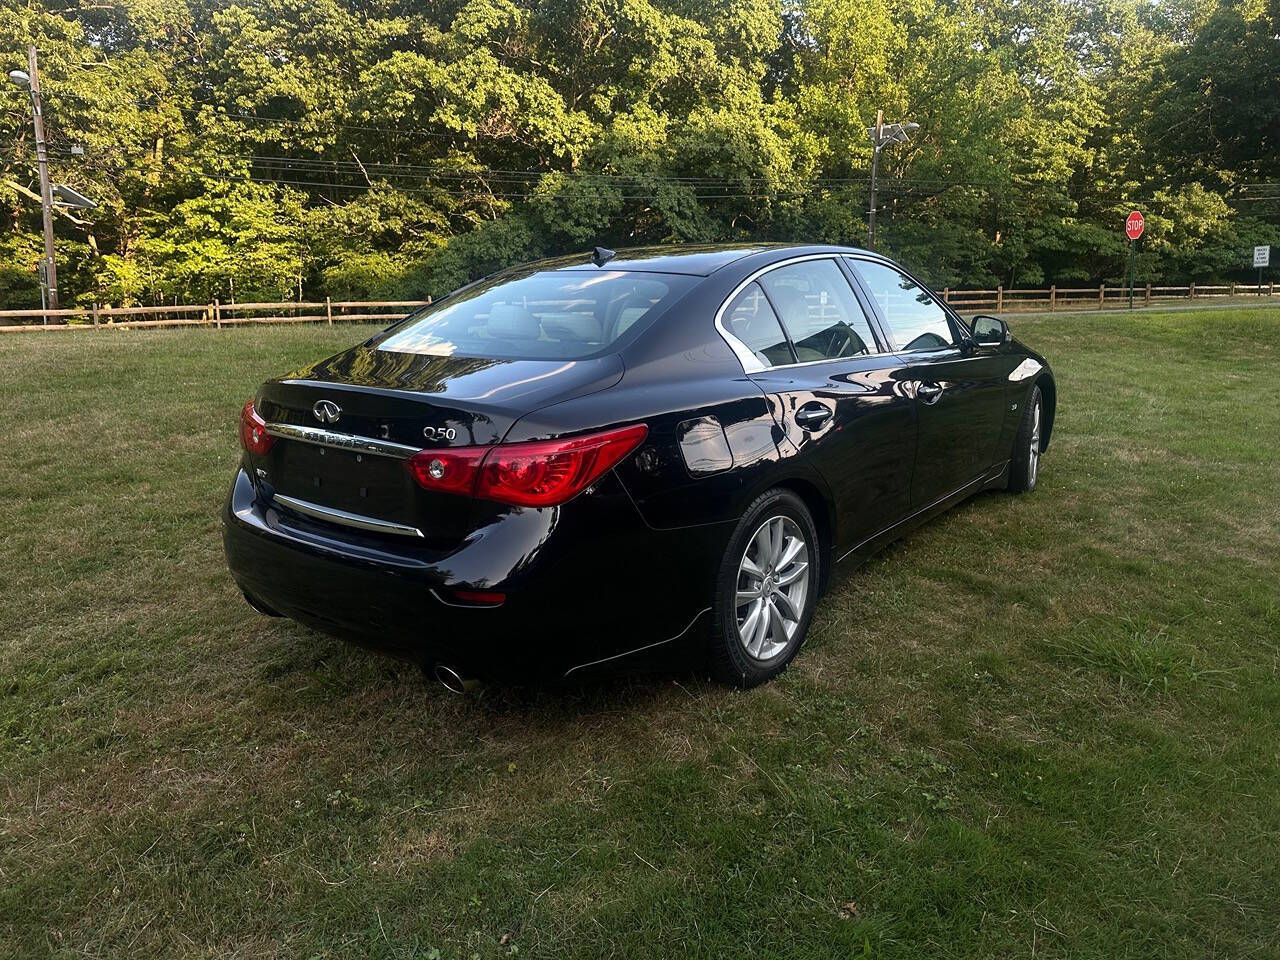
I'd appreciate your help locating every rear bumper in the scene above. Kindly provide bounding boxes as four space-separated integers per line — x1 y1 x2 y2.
222 467 725 681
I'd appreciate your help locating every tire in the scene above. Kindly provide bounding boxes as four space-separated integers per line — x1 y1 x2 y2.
1007 384 1044 494
708 488 821 688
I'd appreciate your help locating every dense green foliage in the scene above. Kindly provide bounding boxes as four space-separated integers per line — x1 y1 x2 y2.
1 0 1277 306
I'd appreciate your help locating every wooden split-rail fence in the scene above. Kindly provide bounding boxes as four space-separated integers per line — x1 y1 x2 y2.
0 298 430 333
0 282 1276 332
939 281 1277 313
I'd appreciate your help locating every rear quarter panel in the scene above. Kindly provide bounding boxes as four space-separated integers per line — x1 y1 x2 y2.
505 274 806 531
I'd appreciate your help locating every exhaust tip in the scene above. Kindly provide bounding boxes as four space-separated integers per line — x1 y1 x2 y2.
434 664 480 695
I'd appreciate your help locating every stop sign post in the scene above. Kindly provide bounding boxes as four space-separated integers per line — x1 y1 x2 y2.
1125 211 1144 308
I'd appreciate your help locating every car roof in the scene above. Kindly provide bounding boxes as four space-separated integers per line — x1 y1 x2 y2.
528 243 878 277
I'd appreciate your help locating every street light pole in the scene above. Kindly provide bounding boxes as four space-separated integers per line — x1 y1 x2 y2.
27 46 59 314
10 48 59 317
865 112 918 251
869 111 883 250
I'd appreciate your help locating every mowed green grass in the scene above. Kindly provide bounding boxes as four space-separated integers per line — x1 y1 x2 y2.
2 309 1278 959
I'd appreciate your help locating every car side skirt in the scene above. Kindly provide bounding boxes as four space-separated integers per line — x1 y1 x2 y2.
836 460 1011 568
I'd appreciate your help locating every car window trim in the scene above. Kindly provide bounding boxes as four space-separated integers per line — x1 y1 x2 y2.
758 260 889 363
726 279 799 367
842 254 973 353
834 256 896 352
751 281 801 366
714 254 893 373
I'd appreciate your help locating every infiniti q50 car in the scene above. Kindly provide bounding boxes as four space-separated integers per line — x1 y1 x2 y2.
224 244 1054 689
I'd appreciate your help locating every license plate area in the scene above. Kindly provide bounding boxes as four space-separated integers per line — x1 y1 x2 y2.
272 441 415 526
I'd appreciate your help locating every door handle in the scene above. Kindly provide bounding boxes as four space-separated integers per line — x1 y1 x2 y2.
794 402 833 429
916 381 944 405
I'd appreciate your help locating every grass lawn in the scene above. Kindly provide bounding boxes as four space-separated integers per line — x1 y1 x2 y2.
2 308 1278 959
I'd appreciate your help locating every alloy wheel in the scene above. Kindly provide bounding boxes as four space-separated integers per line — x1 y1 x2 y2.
735 515 811 661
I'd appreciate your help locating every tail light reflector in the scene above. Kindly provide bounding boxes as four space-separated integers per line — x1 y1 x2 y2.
240 400 275 455
406 446 488 497
408 423 647 507
447 589 507 607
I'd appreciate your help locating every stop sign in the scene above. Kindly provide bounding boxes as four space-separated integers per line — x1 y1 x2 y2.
1125 211 1144 241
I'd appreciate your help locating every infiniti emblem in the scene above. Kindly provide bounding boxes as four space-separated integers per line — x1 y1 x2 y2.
312 399 342 424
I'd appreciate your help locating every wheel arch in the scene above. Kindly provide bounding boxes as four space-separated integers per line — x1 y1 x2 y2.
769 476 836 593
1037 373 1057 451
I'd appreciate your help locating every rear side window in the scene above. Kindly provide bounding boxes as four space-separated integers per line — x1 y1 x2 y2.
379 270 695 360
722 282 795 368
759 259 879 361
850 259 956 352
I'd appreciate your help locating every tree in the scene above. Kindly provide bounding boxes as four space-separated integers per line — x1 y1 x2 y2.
0 0 1275 310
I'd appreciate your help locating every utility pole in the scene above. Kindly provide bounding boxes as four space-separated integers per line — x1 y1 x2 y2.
869 111 882 250
10 54 95 322
9 47 60 315
29 46 58 313
866 112 918 251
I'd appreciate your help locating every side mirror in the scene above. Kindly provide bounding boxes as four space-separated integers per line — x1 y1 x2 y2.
970 315 1008 345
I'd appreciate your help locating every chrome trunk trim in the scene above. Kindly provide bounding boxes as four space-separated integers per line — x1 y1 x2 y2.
264 421 420 459
271 493 425 538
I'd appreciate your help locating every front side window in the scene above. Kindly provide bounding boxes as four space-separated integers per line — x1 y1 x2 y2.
850 259 956 352
759 259 879 361
378 270 695 360
722 281 795 367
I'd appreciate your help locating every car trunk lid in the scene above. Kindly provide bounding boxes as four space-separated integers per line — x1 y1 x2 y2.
252 345 623 547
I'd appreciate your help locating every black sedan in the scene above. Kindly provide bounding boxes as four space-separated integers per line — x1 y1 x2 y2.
224 244 1055 689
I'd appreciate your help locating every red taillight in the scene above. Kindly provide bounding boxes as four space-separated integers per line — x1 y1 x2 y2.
406 445 488 496
239 399 274 455
407 424 648 507
447 589 506 607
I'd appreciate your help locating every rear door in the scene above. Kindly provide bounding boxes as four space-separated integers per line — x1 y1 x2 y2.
846 257 1008 507
723 256 917 550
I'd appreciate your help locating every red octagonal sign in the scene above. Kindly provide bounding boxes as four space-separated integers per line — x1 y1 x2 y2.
1125 210 1144 241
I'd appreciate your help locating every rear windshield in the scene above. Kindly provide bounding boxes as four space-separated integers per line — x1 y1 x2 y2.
378 270 695 360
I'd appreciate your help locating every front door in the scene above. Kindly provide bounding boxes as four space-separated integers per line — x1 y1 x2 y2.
845 257 1009 507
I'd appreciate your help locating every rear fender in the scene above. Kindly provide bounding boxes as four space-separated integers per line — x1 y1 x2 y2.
510 376 788 532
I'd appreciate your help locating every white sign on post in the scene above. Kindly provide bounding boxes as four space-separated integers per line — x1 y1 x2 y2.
1255 245 1271 268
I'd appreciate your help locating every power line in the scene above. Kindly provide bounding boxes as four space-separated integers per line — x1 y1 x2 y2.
21 86 1280 210
31 88 1010 190
42 144 1005 191
6 145 1020 208
69 152 992 203
20 91 1182 208
38 87 500 144
26 133 1007 198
